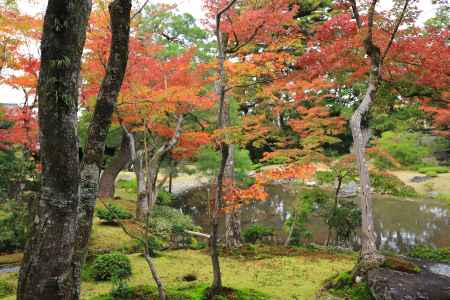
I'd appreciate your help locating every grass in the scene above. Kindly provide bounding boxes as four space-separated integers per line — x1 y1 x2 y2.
390 170 450 195
0 249 354 300
80 250 354 300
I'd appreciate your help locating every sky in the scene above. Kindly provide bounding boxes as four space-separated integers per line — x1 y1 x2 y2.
0 0 439 104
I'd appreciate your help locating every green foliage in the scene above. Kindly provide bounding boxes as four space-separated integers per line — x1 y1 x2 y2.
91 284 270 300
195 145 256 187
0 279 14 298
329 271 375 300
92 252 132 281
288 188 330 245
436 193 450 204
408 246 450 263
376 131 433 168
139 4 213 60
110 278 133 300
327 199 361 246
156 190 175 206
96 203 133 224
315 171 335 184
418 166 449 174
116 179 137 193
142 206 198 254
243 224 273 244
0 149 36 200
0 199 27 252
370 171 418 197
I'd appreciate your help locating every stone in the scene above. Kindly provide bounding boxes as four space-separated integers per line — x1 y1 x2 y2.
338 181 359 197
368 267 450 300
410 175 433 183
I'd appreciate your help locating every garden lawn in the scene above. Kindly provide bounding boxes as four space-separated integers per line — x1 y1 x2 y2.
0 249 354 300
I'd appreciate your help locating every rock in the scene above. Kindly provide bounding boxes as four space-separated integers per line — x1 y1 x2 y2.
368 267 450 300
410 175 433 183
338 181 359 198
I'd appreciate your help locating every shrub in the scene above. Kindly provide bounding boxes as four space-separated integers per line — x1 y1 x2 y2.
92 252 132 281
96 203 133 223
327 200 361 246
0 279 14 298
111 278 133 300
156 190 175 206
418 166 449 174
315 171 334 185
0 200 27 252
116 179 137 192
243 224 273 244
408 246 450 263
370 171 417 197
377 131 431 168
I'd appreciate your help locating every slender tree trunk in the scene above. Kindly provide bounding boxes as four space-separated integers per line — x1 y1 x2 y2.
17 1 92 299
73 1 131 297
350 34 381 263
135 150 149 220
209 2 238 293
98 131 131 198
224 145 241 248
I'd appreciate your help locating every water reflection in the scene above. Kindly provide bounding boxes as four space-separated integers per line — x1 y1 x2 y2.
176 184 450 254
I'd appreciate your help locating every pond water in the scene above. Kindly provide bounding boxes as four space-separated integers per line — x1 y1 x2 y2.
175 184 450 254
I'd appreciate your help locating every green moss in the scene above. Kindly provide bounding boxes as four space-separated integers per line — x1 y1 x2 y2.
408 246 450 263
327 271 375 300
382 256 421 273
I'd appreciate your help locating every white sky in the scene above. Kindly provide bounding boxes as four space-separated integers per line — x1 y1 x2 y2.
0 0 438 104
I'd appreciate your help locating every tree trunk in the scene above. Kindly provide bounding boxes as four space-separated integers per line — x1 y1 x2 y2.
98 131 131 198
350 39 381 263
73 1 131 297
17 1 92 299
135 149 149 220
224 145 241 249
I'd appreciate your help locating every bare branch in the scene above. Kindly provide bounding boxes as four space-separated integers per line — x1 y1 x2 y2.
381 0 410 61
131 0 150 20
350 0 362 28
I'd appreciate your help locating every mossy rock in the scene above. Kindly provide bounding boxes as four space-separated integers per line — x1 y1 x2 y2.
382 256 421 273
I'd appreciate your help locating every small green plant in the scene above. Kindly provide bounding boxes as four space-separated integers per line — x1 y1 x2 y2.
0 279 14 298
96 203 133 223
110 277 133 300
243 224 273 244
0 199 27 252
92 252 132 281
408 246 450 263
156 190 175 206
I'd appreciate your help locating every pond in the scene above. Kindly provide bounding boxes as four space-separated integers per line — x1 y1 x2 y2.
175 184 450 254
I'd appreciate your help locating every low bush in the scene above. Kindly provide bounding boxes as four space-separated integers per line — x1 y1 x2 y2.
418 166 449 174
243 224 273 244
328 271 375 300
0 200 27 252
92 252 132 281
408 246 450 263
96 203 133 224
156 190 175 206
370 171 417 197
315 171 334 185
116 179 137 192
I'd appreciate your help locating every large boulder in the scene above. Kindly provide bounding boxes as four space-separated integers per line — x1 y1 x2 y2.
368 267 450 300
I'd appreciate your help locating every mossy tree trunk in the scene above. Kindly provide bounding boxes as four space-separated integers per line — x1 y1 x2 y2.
74 0 132 297
17 1 92 299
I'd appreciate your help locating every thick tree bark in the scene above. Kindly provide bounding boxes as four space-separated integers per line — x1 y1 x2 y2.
17 1 92 299
74 1 131 297
98 131 131 198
